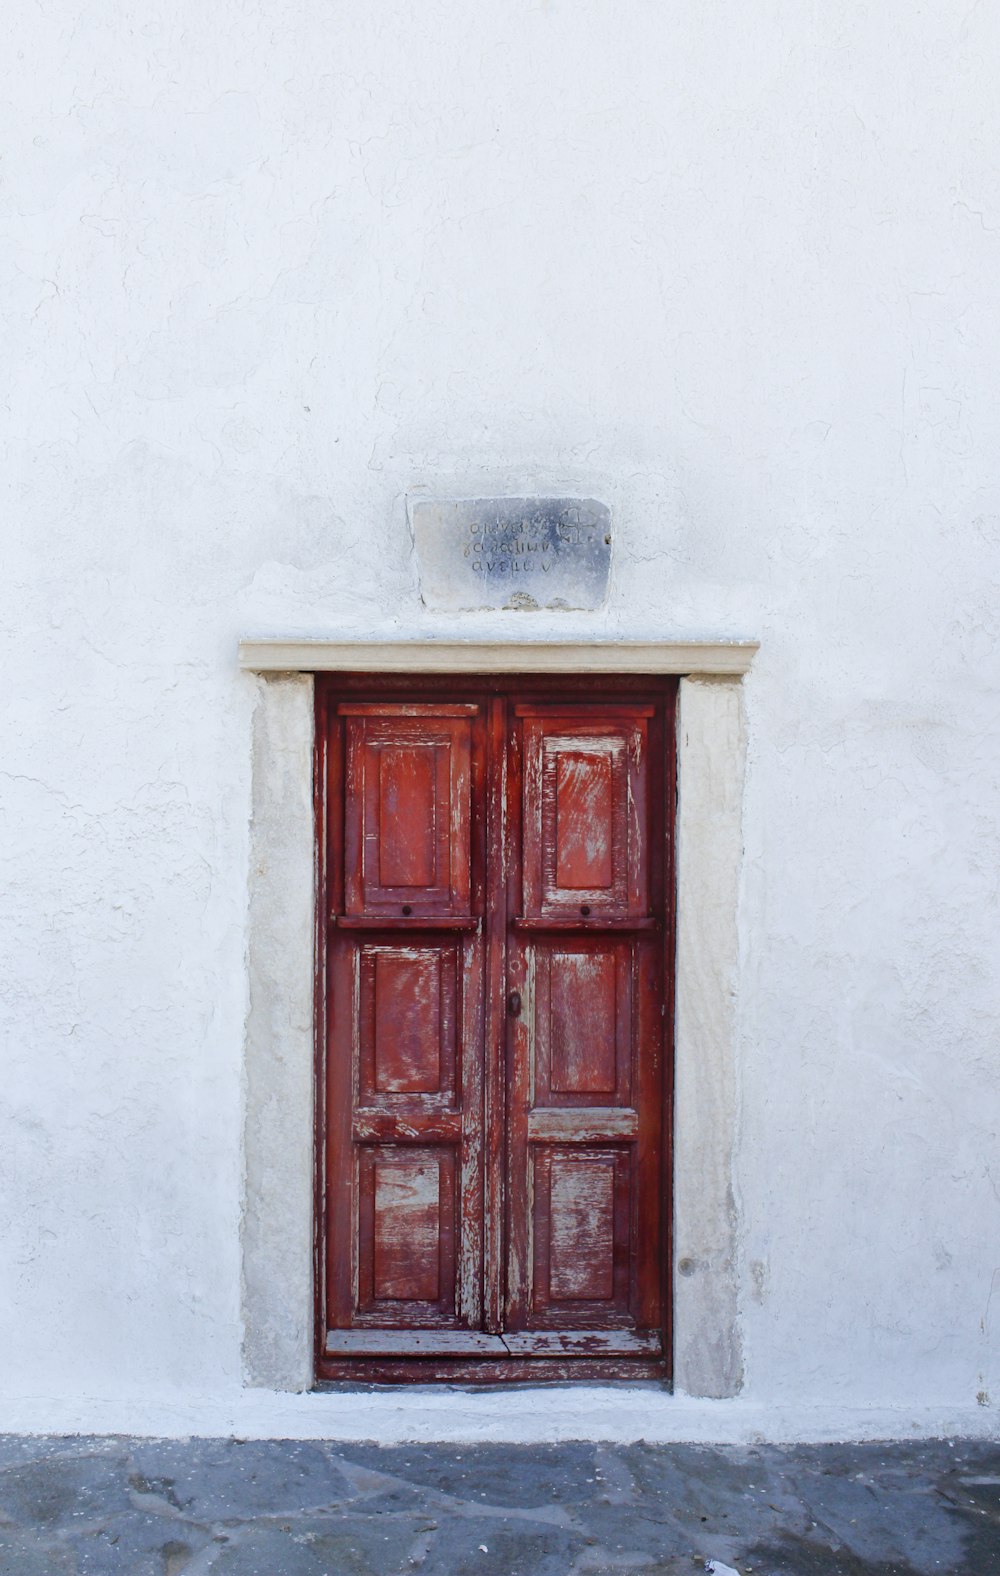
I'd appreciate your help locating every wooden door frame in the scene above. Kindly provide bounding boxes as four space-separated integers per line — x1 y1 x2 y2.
239 641 754 1399
313 672 676 1385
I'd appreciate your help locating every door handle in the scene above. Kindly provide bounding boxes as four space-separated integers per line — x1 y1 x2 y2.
507 990 522 1018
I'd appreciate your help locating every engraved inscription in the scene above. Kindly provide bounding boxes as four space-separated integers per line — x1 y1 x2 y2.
462 505 603 579
409 496 612 611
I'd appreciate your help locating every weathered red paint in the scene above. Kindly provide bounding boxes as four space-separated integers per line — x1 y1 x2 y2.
316 675 675 1384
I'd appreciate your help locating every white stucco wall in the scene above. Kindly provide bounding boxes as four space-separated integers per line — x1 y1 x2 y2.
3 0 999 1438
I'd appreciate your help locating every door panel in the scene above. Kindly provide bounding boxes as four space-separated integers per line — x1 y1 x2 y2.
532 941 632 1107
342 704 475 918
358 943 457 1104
532 1146 632 1319
318 680 672 1382
357 1146 457 1315
519 707 651 920
548 1152 617 1301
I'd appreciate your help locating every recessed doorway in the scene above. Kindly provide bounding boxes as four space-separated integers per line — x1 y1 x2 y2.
314 673 676 1383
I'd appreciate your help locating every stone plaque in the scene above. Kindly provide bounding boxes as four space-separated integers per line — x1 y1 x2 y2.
410 497 612 612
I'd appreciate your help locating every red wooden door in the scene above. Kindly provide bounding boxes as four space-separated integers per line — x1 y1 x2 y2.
317 678 673 1382
504 703 665 1360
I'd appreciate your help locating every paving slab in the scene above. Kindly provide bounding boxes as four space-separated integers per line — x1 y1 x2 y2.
0 1436 997 1575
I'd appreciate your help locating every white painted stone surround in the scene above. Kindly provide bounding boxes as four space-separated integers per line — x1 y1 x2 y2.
240 640 753 1400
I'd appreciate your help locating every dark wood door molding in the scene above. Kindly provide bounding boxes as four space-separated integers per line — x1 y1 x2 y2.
315 674 676 1384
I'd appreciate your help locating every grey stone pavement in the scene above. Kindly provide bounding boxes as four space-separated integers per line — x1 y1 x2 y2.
0 1434 999 1576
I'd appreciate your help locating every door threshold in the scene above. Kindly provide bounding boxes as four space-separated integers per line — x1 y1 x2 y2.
317 1356 671 1386
325 1330 663 1358
314 1374 673 1394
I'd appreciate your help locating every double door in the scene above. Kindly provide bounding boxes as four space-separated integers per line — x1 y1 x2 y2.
316 676 674 1382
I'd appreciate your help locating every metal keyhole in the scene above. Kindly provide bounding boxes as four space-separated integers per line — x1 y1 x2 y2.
507 990 522 1018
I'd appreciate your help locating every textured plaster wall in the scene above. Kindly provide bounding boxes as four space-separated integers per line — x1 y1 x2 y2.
3 0 1000 1431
